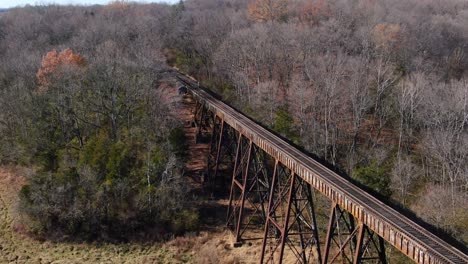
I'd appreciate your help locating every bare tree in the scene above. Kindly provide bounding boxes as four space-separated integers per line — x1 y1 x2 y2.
418 79 468 214
369 56 400 147
346 55 372 170
413 184 468 239
303 52 347 164
391 155 419 205
396 73 424 159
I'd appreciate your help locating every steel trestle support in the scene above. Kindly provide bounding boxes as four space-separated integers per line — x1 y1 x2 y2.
192 97 387 264
204 112 238 191
226 133 271 245
323 203 387 264
197 109 387 264
176 75 465 264
205 114 224 186
193 101 210 143
260 160 322 264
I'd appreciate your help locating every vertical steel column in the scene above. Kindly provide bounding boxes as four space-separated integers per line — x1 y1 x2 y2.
245 145 272 228
323 203 337 264
278 172 296 263
353 223 366 264
261 161 321 264
196 105 206 141
206 114 224 183
193 101 202 129
261 162 295 264
308 185 322 263
323 203 359 264
378 236 387 264
212 119 224 179
234 140 253 243
226 138 271 245
290 183 322 263
226 133 243 228
353 224 387 264
192 101 209 144
261 160 278 264
193 101 201 121
206 115 239 193
323 204 387 264
226 134 254 244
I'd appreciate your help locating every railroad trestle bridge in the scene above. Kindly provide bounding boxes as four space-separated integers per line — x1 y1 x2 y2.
174 71 468 264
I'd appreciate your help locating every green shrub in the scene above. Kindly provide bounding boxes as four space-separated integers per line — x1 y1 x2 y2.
79 130 111 174
353 161 392 197
274 106 294 137
19 125 195 240
174 49 204 75
171 210 199 235
105 141 132 182
169 127 187 157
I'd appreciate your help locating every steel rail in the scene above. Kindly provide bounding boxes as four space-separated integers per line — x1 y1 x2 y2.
174 71 468 264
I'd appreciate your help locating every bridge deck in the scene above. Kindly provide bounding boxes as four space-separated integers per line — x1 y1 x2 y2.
174 71 468 264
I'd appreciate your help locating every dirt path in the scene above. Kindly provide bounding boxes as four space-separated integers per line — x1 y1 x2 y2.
155 78 210 190
176 91 210 191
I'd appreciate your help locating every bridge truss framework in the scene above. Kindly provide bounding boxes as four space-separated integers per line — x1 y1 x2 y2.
177 72 468 264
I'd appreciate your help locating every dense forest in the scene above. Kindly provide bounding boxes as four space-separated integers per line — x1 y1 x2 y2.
0 0 467 247
0 2 197 240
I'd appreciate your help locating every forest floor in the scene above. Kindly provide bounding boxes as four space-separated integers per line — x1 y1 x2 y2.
0 77 264 264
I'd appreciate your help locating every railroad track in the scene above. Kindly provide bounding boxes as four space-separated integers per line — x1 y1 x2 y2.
173 70 468 264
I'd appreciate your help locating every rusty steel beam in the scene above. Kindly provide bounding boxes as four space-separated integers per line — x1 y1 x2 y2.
353 224 387 264
176 72 468 264
323 203 359 264
226 135 272 244
206 114 224 185
261 161 321 264
261 161 292 263
226 134 253 244
193 101 210 144
322 203 386 264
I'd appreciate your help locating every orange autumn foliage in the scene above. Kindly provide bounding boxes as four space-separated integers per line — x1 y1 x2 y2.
106 0 130 11
248 0 289 23
372 23 402 52
36 49 86 92
299 0 331 25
